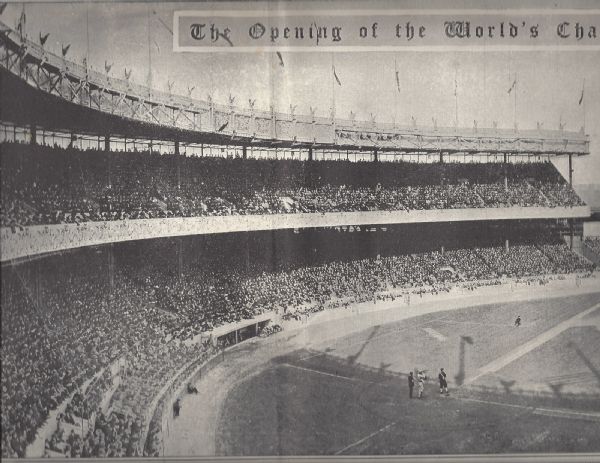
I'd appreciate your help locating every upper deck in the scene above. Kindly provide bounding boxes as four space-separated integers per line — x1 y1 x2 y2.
0 21 590 156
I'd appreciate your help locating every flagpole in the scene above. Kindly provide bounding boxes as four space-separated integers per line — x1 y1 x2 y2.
583 78 586 132
394 58 398 129
147 4 152 90
331 52 336 118
19 4 26 40
85 3 90 77
454 65 458 128
513 73 517 129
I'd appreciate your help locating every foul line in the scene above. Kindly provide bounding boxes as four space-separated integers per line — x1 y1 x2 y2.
334 394 600 456
465 302 600 385
280 363 381 385
334 420 399 455
457 397 600 422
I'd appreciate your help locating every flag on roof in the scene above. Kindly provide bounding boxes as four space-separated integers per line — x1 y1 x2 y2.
333 65 341 86
507 77 517 94
39 32 49 46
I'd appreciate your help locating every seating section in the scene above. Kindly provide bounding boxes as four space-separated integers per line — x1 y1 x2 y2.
584 236 600 255
1 142 584 228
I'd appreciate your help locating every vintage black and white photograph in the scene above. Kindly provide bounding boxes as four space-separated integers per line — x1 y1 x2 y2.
1 0 600 460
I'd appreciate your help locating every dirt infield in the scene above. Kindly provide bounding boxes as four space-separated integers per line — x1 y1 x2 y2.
163 285 600 456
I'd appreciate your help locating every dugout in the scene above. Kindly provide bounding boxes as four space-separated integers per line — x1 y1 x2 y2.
211 314 273 348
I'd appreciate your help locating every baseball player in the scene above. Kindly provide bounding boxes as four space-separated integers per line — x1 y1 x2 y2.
417 370 426 398
438 367 449 395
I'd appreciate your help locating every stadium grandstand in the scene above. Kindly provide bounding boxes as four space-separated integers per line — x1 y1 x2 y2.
1 7 599 460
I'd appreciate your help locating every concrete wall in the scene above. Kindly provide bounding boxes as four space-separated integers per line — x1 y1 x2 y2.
1 206 591 262
584 221 600 237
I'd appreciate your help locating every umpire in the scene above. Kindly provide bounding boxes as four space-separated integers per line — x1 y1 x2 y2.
408 371 415 398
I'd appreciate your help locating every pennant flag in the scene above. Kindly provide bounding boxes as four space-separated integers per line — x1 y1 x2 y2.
333 65 342 86
17 8 26 35
454 75 458 97
104 60 112 74
167 80 174 92
39 32 49 46
394 59 400 93
217 120 229 132
276 51 284 67
507 78 517 94
124 68 131 80
0 3 7 15
61 44 70 57
187 85 195 96
578 82 584 105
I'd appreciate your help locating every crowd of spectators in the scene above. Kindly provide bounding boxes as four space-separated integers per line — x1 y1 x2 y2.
1 142 585 228
1 228 595 458
63 370 114 424
0 252 209 458
584 236 600 255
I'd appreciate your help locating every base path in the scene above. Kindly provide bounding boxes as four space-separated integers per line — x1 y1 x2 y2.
464 302 600 385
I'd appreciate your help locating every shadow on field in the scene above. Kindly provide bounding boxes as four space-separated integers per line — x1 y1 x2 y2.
455 335 474 386
272 345 600 415
568 341 600 387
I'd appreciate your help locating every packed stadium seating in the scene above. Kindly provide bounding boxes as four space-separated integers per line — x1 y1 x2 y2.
0 142 585 228
584 236 600 255
1 224 595 458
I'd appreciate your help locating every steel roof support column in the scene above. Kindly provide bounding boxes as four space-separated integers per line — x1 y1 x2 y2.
178 237 184 281
568 153 575 250
104 135 111 188
108 243 114 293
568 153 573 186
569 220 574 250
503 153 508 190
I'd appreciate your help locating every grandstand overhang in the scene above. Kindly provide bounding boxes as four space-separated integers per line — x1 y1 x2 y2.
0 22 590 157
1 206 591 262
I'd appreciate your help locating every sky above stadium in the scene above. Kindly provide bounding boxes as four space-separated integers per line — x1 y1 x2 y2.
1 2 599 185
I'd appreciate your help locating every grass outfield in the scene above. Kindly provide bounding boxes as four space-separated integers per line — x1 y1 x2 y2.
216 293 600 455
